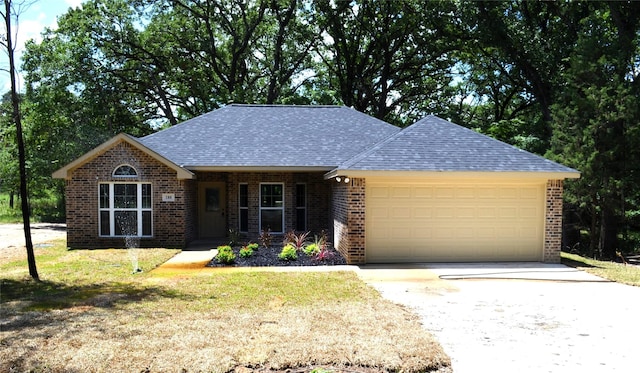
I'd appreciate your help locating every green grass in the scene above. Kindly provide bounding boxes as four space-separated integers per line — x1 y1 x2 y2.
1 241 450 373
0 193 21 223
0 192 64 223
561 252 640 286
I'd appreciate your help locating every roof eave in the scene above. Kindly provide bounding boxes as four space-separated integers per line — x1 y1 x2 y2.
324 169 581 180
52 133 196 180
187 166 335 172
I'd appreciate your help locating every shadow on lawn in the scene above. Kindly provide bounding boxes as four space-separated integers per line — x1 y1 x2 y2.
561 256 598 269
0 278 184 330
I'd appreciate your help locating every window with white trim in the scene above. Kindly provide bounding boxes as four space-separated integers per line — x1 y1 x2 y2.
99 183 152 237
295 183 306 231
239 183 248 233
260 183 284 233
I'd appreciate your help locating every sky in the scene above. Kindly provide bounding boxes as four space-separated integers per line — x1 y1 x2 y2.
1 0 84 93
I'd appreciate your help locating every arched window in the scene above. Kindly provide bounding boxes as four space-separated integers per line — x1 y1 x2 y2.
113 164 138 177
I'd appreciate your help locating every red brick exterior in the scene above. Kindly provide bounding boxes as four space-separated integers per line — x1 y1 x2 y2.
65 141 188 248
64 140 567 264
544 179 564 263
64 148 332 248
202 171 332 241
332 178 366 264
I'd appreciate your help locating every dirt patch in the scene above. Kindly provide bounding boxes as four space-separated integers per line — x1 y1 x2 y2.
0 223 66 262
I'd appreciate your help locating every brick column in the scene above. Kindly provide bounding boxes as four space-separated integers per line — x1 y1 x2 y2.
332 178 366 264
544 180 564 263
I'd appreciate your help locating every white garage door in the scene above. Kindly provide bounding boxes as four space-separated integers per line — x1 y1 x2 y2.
366 179 545 262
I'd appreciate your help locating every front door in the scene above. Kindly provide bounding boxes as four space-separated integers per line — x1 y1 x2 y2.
198 182 226 238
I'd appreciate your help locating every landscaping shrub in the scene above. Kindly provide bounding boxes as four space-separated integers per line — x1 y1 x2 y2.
315 247 335 262
239 245 254 258
260 229 272 248
228 228 241 247
278 244 298 261
284 230 310 251
303 243 320 256
216 245 236 264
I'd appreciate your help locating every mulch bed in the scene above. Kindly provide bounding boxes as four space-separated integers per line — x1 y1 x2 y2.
207 245 347 267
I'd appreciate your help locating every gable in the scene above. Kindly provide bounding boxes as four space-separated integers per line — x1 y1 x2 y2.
52 133 195 180
138 105 401 170
328 115 580 179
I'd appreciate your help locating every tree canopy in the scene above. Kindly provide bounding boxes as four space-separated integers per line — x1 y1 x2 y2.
3 0 640 259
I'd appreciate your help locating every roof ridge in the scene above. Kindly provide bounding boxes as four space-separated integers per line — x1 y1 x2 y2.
227 103 344 108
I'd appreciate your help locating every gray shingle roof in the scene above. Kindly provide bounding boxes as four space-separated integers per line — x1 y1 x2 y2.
139 104 400 169
337 115 579 173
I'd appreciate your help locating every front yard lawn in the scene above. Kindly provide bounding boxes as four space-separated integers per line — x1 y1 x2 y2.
1 243 450 372
561 252 640 286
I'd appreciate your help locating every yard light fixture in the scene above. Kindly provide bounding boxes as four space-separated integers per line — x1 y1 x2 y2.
335 176 350 183
344 177 350 183
336 177 341 182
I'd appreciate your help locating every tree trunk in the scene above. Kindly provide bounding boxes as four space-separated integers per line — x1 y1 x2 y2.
4 0 39 281
9 191 14 209
599 205 618 260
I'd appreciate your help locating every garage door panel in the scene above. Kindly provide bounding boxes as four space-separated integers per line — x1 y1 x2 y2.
366 181 544 263
390 187 411 198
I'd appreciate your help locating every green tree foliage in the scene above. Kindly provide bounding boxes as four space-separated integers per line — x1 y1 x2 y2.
10 0 640 259
0 92 20 205
312 0 459 125
446 1 589 154
549 2 640 258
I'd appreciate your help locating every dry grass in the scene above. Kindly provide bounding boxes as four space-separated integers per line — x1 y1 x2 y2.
1 242 451 373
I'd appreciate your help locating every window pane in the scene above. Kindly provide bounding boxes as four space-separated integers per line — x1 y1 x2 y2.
142 184 152 208
296 184 306 208
100 211 110 236
296 208 306 232
205 188 220 211
261 210 283 233
142 211 152 236
99 184 110 209
114 184 137 208
240 209 248 232
239 184 248 208
261 184 283 207
114 165 137 176
115 211 137 236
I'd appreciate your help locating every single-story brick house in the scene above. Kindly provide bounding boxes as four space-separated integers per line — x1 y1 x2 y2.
53 104 579 263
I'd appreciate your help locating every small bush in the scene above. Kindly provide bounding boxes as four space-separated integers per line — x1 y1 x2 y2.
260 229 273 248
283 230 310 251
303 243 320 256
228 228 241 247
315 247 335 262
216 245 236 264
247 242 259 251
278 244 298 261
239 245 254 258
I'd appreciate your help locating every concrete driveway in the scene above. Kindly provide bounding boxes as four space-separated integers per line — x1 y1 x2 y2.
358 263 638 373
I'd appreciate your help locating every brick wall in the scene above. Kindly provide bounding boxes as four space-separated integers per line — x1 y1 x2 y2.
198 171 331 241
65 141 188 248
66 150 333 249
332 178 366 264
544 179 564 263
